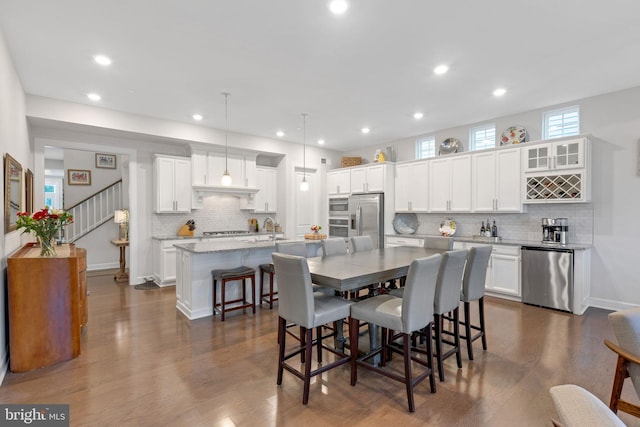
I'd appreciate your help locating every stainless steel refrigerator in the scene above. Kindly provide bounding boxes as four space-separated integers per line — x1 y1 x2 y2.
348 193 384 249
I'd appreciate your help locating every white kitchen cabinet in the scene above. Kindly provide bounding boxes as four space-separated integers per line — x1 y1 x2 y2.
428 155 471 212
472 148 523 212
351 163 388 193
154 155 192 213
153 239 192 286
455 242 521 299
523 137 586 173
327 169 351 195
385 235 424 247
192 150 257 188
253 166 278 213
395 161 428 212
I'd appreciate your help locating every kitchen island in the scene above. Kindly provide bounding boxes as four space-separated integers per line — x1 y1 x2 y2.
174 239 322 320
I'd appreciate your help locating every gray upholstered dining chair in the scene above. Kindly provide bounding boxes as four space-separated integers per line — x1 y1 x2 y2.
550 384 625 427
349 235 374 253
432 249 468 382
259 242 310 309
460 245 492 360
320 237 348 257
605 307 640 420
348 254 442 412
272 253 353 405
423 235 454 250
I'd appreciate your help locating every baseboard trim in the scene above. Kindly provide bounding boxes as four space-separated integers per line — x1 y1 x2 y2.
0 349 8 386
585 297 638 312
88 262 119 271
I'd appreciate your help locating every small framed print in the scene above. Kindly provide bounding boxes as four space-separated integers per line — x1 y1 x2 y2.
95 153 117 169
68 169 91 185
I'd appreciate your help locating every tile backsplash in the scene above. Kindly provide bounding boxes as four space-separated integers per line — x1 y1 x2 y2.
152 195 278 236
413 203 593 244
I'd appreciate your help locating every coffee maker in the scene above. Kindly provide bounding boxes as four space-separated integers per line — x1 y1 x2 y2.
541 218 555 243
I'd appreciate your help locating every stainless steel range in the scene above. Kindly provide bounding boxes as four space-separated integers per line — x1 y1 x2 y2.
202 230 250 236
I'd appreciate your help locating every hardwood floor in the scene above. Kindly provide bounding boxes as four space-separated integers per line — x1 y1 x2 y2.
1 271 639 426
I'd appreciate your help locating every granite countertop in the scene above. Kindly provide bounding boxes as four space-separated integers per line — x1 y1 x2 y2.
386 233 592 250
174 238 321 254
152 232 281 241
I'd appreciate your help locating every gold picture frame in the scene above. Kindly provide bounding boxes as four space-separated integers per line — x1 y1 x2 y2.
4 153 23 233
68 169 91 185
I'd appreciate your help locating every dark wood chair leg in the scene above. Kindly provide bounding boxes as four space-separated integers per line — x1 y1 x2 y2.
434 313 444 382
277 317 286 385
269 271 275 309
300 327 306 364
302 328 313 405
453 308 462 369
403 333 415 412
221 280 226 321
479 297 487 350
349 317 359 386
424 322 436 393
316 326 323 363
464 301 474 360
250 276 256 314
381 327 388 367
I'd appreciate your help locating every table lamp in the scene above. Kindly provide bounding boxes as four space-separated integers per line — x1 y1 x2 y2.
114 209 129 241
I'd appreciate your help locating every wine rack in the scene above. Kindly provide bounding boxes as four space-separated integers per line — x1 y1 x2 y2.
525 173 584 202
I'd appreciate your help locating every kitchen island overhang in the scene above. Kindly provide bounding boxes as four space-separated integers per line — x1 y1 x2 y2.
174 239 322 320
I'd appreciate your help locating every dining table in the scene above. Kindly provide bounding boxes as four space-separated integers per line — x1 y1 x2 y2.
306 246 446 361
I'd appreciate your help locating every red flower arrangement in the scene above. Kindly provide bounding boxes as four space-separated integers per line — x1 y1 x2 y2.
16 207 74 256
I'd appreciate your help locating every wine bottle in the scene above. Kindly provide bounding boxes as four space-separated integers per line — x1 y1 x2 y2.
492 220 498 237
485 219 492 236
480 221 485 236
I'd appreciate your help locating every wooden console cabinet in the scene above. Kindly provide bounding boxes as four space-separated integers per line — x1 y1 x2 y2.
7 243 87 372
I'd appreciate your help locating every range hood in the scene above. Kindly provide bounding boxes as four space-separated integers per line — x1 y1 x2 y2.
192 185 260 208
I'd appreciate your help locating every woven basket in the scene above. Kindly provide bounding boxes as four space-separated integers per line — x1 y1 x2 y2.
304 233 327 240
340 156 362 168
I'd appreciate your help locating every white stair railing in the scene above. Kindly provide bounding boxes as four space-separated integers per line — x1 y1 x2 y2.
65 180 123 242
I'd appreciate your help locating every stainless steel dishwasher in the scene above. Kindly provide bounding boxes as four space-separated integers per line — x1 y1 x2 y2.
521 246 574 312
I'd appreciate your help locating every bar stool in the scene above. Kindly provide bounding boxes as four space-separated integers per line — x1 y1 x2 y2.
211 266 256 321
259 263 277 309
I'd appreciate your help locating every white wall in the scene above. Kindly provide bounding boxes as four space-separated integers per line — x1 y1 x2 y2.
344 87 640 311
62 148 123 207
0 29 31 383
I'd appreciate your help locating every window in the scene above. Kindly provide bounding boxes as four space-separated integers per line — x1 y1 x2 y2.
543 105 580 139
416 136 436 159
469 123 496 151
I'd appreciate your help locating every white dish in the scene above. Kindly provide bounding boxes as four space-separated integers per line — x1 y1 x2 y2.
438 219 457 236
393 213 419 235
500 126 527 145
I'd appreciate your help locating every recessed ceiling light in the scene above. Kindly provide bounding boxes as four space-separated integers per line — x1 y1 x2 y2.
493 88 507 97
87 93 101 101
93 55 112 66
192 114 203 121
329 0 349 14
276 131 285 137
317 139 325 145
433 64 449 75
361 127 370 134
413 112 424 120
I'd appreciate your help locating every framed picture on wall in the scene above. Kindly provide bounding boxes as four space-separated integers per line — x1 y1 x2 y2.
95 153 117 169
25 168 33 214
68 169 91 185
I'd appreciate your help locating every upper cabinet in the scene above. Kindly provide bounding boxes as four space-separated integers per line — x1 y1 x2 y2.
350 163 392 193
428 155 471 212
472 147 523 212
523 137 591 204
395 161 428 212
252 166 278 213
192 150 256 188
327 169 351 195
523 137 585 173
154 155 192 213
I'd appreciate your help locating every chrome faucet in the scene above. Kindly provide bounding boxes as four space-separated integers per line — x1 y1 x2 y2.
263 217 276 241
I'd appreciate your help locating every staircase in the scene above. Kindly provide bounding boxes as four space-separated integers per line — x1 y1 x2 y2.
65 180 123 242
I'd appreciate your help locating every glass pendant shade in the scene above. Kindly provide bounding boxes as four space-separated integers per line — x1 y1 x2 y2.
300 178 309 192
221 92 232 186
221 171 232 186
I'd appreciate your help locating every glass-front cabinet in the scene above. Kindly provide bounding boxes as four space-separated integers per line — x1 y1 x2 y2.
524 137 585 172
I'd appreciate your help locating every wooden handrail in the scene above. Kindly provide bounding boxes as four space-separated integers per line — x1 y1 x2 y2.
65 179 123 211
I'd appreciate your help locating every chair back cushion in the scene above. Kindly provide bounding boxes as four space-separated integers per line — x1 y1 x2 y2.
275 241 308 257
321 238 348 257
550 384 625 427
272 253 315 327
461 245 492 302
434 249 468 314
609 307 640 398
423 236 454 250
402 254 442 332
350 235 374 253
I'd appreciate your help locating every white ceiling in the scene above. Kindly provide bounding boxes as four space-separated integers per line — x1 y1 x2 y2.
1 1 639 151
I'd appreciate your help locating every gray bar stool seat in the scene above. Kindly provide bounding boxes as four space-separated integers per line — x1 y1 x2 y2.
211 266 256 321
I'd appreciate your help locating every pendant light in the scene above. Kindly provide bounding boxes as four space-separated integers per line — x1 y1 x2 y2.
221 92 232 186
300 113 309 192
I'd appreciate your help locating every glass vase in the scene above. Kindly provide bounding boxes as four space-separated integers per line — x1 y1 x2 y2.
37 236 56 257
